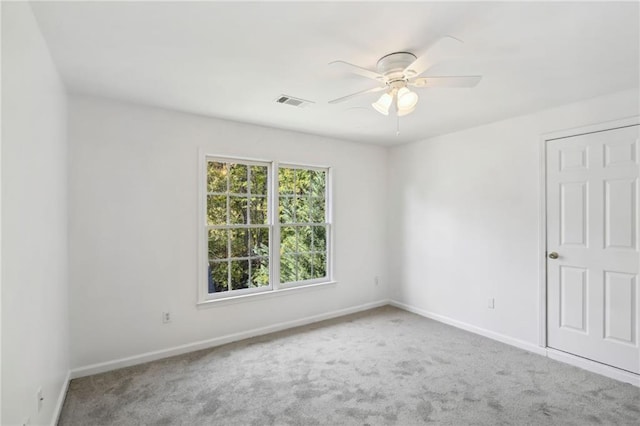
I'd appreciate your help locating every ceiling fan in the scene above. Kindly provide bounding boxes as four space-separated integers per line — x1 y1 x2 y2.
328 36 481 117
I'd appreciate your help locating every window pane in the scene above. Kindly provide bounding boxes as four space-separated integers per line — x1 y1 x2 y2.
250 196 268 225
209 261 228 293
298 226 312 253
280 254 296 283
311 253 326 279
310 196 325 223
278 168 295 195
208 229 228 259
250 227 269 257
295 169 310 195
250 165 268 195
295 196 310 223
312 226 326 252
229 196 248 224
230 228 249 258
207 195 227 225
279 196 294 224
250 258 269 287
298 253 312 281
310 170 326 197
207 162 227 193
230 260 250 290
229 164 248 193
280 226 296 255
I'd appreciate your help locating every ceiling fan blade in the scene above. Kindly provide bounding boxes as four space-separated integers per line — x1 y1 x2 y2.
408 75 482 88
328 86 386 104
403 36 464 78
329 60 385 82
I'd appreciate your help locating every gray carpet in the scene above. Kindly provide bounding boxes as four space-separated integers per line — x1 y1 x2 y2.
59 306 639 425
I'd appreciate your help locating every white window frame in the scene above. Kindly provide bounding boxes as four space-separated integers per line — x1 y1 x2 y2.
275 162 333 289
197 153 333 305
200 155 274 301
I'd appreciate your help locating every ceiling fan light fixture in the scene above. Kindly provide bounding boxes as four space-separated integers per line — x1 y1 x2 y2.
397 104 417 117
397 87 419 110
372 92 393 115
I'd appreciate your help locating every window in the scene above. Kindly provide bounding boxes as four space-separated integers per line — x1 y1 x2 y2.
201 156 331 302
206 160 271 296
278 166 328 284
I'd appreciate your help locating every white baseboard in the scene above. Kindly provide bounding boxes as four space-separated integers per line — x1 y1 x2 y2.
389 300 546 355
69 298 639 386
70 299 390 379
546 348 640 387
51 370 70 426
390 299 639 387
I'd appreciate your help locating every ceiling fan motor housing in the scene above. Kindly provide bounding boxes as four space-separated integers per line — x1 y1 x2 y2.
376 52 417 82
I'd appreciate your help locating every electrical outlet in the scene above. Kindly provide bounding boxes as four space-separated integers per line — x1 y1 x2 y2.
162 312 171 323
36 387 43 412
488 298 495 309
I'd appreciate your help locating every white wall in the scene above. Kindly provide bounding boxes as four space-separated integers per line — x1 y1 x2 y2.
389 89 639 347
67 95 389 369
1 3 69 425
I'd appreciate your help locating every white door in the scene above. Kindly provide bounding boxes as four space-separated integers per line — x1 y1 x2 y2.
546 124 639 374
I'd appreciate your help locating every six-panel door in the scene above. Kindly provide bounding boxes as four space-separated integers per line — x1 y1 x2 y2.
546 125 639 374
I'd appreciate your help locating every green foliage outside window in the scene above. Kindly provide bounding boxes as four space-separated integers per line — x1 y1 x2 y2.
206 160 328 295
278 167 327 284
207 161 269 293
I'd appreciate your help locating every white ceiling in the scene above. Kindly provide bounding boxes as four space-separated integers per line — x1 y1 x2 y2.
30 1 639 146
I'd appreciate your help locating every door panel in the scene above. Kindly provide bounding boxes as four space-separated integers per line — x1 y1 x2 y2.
604 179 636 250
559 266 588 332
547 124 639 374
604 138 637 167
603 271 636 344
560 145 589 171
560 182 588 246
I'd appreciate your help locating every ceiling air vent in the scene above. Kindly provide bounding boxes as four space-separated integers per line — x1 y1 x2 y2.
275 95 314 109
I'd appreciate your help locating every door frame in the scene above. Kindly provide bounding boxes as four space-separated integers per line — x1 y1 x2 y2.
538 115 640 349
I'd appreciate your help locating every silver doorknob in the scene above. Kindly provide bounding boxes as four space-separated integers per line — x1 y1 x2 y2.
548 252 559 259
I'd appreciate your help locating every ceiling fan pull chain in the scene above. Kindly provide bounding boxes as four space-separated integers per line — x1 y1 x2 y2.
396 116 400 136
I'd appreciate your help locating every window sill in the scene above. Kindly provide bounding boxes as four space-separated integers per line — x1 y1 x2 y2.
197 280 337 308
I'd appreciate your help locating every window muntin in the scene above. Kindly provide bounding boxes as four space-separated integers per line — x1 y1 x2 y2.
278 166 328 285
202 157 331 302
206 160 271 297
